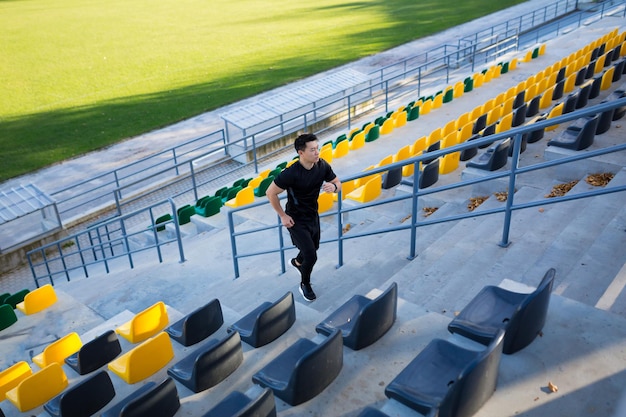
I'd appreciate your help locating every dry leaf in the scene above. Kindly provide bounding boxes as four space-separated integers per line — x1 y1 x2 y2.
468 196 489 211
548 381 558 393
538 207 545 213
545 181 578 198
400 214 412 223
585 172 614 187
494 191 508 202
454 311 460 316
422 207 438 217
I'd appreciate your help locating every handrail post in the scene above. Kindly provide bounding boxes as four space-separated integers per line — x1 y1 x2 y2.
500 132 523 247
229 209 240 278
337 193 344 268
278 215 286 275
408 162 421 260
189 161 198 202
168 198 186 264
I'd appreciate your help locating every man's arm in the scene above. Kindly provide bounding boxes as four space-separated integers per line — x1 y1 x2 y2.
266 182 294 228
322 177 342 194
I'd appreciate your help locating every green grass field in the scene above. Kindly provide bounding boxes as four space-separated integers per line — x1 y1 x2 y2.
0 0 525 181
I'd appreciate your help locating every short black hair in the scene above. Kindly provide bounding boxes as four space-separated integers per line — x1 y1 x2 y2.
294 133 318 152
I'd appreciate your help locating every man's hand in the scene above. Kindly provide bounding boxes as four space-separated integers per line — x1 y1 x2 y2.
280 214 295 228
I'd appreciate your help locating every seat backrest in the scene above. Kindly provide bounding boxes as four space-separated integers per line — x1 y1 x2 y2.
5 362 68 412
46 370 115 417
167 298 223 347
16 284 57 315
118 301 169 344
290 329 343 405
254 292 296 348
419 159 440 189
33 332 82 368
0 361 32 401
254 176 274 197
119 377 180 417
351 282 398 350
108 332 174 384
0 304 18 331
201 387 276 417
66 329 122 375
4 289 30 309
504 268 556 354
191 331 244 392
442 330 505 417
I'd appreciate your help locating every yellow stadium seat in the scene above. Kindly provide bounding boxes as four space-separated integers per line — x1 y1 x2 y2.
5 363 67 412
380 118 395 135
453 81 465 99
333 138 349 159
32 332 82 369
258 169 271 179
473 72 484 88
318 192 334 214
286 158 298 168
442 119 456 137
319 146 333 164
441 131 458 149
427 128 442 147
334 179 357 201
509 57 518 71
481 98 495 114
394 110 407 128
458 122 473 144
393 145 411 164
564 73 577 93
501 97 515 116
496 112 513 134
470 105 484 121
355 166 377 187
247 176 263 189
601 66 615 90
349 131 366 151
346 175 382 204
595 54 607 73
16 284 57 315
116 301 169 344
539 86 554 109
0 362 32 401
439 151 460 175
455 112 470 129
525 82 538 101
410 136 427 156
225 186 255 208
420 99 433 115
545 103 564 132
108 332 174 384
487 106 502 126
433 93 443 109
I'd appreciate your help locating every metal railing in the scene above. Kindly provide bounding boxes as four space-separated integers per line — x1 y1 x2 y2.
227 98 626 278
27 198 185 287
42 0 602 225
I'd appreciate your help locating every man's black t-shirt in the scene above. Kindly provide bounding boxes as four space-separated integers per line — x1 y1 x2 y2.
273 159 337 220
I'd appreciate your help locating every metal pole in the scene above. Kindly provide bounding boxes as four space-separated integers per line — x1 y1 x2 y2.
408 162 421 260
500 132 523 247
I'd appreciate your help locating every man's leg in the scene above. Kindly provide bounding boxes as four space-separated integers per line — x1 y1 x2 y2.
289 221 318 285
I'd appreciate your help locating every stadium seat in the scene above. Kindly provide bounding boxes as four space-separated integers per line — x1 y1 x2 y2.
252 329 343 406
365 125 380 142
221 186 243 204
44 370 115 417
33 332 82 369
333 138 349 159
166 298 224 347
4 289 29 309
116 301 169 344
385 330 505 417
548 115 599 151
65 330 122 375
349 131 366 150
448 268 555 354
5 362 68 412
545 102 565 132
0 362 32 401
0 304 17 331
176 204 196 225
419 159 440 189
108 332 174 384
195 195 222 217
201 387 276 417
407 105 420 121
225 186 255 208
439 151 461 175
315 282 397 350
459 134 480 161
466 139 511 171
346 174 382 203
101 377 180 417
380 118 395 135
15 284 57 315
227 292 296 348
357 407 391 417
167 331 243 393
254 176 275 197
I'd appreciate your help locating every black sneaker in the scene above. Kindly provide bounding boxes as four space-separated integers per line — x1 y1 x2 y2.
290 258 302 276
299 282 316 302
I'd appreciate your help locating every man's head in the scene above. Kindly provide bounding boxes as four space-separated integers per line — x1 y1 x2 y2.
294 133 320 167
294 133 318 153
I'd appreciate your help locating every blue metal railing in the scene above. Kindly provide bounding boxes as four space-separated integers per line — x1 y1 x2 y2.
27 198 185 287
226 98 626 278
